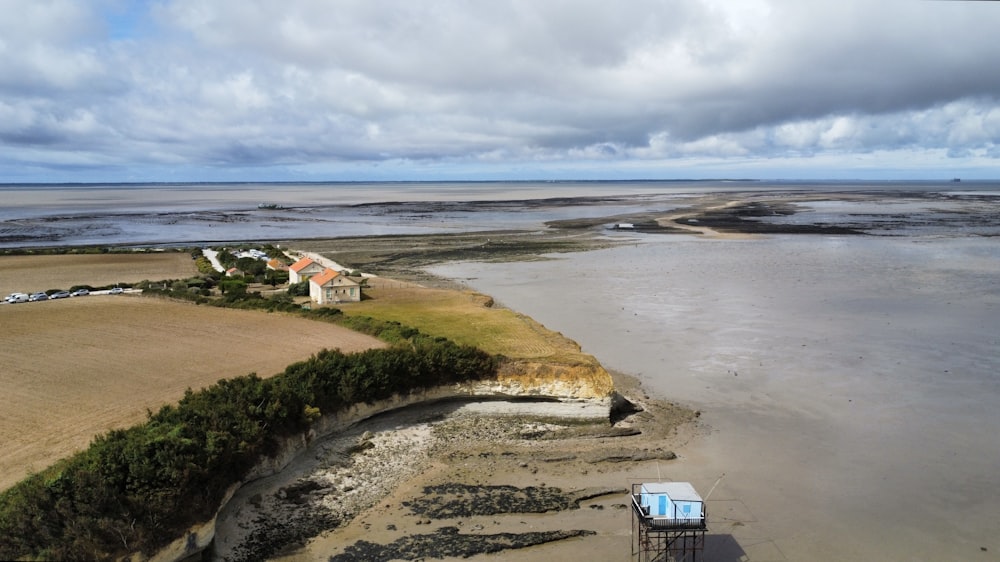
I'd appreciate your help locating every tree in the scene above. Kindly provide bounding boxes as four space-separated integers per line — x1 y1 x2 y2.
236 257 266 276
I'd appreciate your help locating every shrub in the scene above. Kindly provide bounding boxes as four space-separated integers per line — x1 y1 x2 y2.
287 281 309 297
0 333 497 561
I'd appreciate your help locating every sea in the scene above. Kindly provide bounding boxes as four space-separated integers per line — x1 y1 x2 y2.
3 180 1000 560
3 179 999 248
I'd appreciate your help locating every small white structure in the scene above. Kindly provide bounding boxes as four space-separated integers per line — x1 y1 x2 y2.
309 268 361 304
289 257 325 284
234 249 269 260
632 481 707 561
638 482 704 523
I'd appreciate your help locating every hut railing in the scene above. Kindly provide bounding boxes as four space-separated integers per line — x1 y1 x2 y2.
631 494 707 530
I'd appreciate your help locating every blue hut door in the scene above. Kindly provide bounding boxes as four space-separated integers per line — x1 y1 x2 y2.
658 495 667 516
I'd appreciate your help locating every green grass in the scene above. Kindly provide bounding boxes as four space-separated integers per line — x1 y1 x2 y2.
345 287 589 363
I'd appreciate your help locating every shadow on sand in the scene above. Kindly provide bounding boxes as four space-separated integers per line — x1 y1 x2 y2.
704 533 750 561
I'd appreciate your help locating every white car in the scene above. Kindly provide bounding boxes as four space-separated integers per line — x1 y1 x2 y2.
109 287 124 294
6 293 29 303
70 289 90 297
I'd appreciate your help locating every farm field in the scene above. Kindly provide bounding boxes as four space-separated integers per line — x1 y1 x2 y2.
0 295 386 492
0 252 199 297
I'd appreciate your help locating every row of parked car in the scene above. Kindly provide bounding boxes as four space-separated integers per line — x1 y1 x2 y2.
4 287 123 303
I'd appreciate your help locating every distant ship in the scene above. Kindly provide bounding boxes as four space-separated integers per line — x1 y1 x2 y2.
258 202 283 209
951 178 961 183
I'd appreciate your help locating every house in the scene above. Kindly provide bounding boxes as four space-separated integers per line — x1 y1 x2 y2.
266 258 289 271
289 257 325 283
225 267 243 277
636 482 705 525
308 268 361 304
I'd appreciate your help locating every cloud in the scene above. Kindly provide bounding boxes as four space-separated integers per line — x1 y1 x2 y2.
1 0 998 180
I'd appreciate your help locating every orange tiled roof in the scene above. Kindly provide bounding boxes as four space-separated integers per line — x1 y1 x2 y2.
289 257 314 272
309 268 341 286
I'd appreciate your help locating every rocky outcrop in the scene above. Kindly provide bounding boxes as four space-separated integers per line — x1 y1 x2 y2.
495 358 615 399
145 366 615 562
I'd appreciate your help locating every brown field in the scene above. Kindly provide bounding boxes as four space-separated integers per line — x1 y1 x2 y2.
0 252 200 297
0 296 386 492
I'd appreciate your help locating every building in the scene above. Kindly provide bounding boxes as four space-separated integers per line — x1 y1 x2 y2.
266 258 289 271
289 257 325 284
631 482 707 561
637 482 704 522
308 268 361 304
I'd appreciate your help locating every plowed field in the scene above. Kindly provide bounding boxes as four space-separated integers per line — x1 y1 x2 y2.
0 295 385 491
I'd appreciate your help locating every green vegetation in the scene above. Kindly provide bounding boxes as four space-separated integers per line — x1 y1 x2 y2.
0 324 497 561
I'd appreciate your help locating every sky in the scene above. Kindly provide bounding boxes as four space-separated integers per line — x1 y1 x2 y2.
1 0 999 183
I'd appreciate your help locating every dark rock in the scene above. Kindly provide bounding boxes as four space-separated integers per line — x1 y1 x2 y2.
330 526 596 561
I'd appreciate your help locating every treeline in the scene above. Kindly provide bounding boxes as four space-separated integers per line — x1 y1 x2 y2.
0 326 497 561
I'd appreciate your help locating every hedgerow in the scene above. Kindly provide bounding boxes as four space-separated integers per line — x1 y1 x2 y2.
0 328 497 561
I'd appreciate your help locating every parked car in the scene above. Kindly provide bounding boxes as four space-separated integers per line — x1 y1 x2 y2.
49 291 71 299
28 292 48 301
6 292 29 303
109 287 124 294
70 289 90 297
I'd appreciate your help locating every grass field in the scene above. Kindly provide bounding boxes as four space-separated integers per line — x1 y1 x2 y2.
0 252 199 298
0 254 387 492
344 286 614 398
348 286 587 363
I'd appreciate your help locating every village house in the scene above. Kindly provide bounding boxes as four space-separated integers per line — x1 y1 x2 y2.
308 268 361 304
266 258 288 271
288 257 325 283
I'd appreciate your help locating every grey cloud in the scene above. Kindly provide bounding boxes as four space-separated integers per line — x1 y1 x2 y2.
2 0 999 179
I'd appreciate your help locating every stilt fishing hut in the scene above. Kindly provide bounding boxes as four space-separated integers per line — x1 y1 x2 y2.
631 481 707 561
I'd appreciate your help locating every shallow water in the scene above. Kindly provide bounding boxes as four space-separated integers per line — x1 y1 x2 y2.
4 180 999 248
430 232 1000 560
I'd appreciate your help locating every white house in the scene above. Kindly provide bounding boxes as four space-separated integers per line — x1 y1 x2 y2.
308 268 361 304
638 482 704 523
289 257 325 284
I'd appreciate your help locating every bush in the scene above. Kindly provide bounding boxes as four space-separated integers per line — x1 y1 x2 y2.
287 281 309 297
0 332 497 561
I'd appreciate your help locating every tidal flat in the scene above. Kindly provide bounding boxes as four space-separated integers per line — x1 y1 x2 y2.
4 183 999 560
429 191 1000 560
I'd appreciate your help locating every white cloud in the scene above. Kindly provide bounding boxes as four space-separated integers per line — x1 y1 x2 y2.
1 0 999 180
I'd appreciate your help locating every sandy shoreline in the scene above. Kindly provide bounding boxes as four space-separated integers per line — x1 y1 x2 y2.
211 372 708 562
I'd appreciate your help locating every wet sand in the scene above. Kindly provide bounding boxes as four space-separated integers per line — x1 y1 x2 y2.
211 374 706 562
430 232 1000 560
